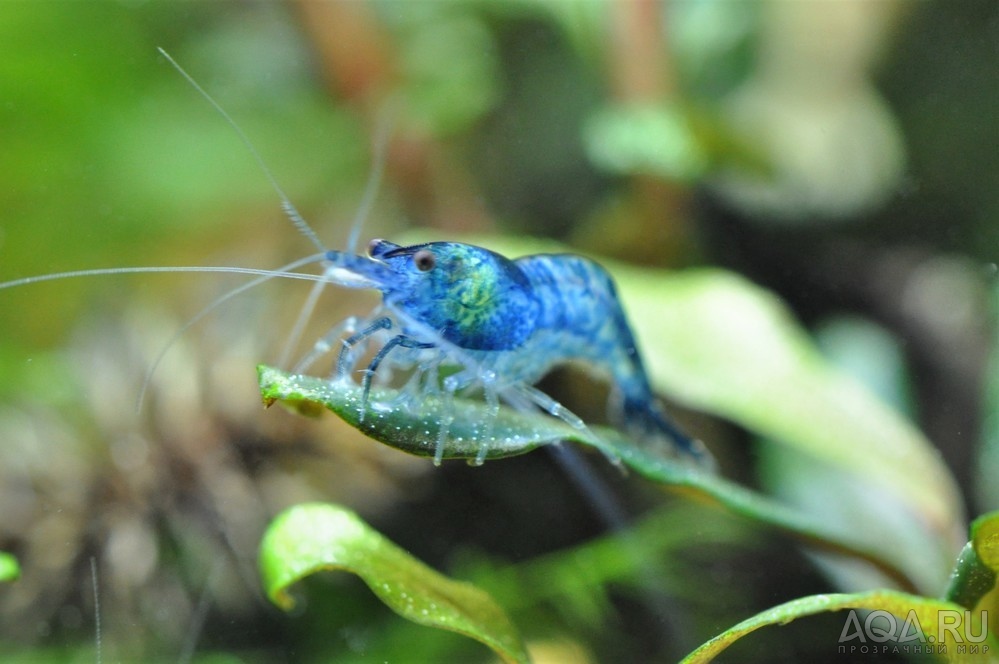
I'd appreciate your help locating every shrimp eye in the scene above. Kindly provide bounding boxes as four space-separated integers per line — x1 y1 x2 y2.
413 249 436 272
366 238 383 258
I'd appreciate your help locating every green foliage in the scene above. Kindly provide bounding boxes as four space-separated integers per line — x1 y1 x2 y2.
259 234 990 659
681 590 995 663
946 513 999 611
260 369 999 660
584 104 709 181
683 511 999 662
440 234 965 591
260 503 529 664
260 365 912 591
0 553 18 583
1 1 994 661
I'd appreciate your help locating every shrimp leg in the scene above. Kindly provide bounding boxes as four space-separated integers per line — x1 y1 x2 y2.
335 317 393 377
358 334 435 421
290 315 362 375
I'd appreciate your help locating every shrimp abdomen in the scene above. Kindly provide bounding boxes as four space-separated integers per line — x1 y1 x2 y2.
517 254 712 467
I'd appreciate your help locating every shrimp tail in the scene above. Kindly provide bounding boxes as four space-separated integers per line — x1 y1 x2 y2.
621 395 715 471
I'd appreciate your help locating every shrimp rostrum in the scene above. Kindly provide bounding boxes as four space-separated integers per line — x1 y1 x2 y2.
317 238 714 469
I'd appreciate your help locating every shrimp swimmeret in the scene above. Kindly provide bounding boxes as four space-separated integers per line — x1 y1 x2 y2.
313 238 715 469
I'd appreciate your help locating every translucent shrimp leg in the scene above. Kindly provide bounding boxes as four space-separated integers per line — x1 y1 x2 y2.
476 370 500 466
515 384 587 430
335 317 393 378
292 316 362 376
514 383 621 466
435 371 473 466
357 334 435 422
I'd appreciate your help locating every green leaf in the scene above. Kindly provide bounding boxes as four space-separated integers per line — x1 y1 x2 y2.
620 265 960 533
972 511 999 571
681 590 997 663
620 264 963 590
258 365 563 461
259 503 529 664
258 366 917 591
0 552 19 582
977 280 999 512
946 543 997 612
264 233 965 593
439 235 964 591
945 511 999 611
584 104 709 181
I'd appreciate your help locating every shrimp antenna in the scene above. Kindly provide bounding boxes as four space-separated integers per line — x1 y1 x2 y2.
346 101 396 253
156 47 327 254
135 253 328 411
90 557 102 664
278 102 397 365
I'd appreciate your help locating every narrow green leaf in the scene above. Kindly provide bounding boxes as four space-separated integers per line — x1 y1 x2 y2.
0 552 19 582
682 590 997 664
258 366 917 591
946 543 997 612
946 511 999 611
259 365 562 462
259 503 529 664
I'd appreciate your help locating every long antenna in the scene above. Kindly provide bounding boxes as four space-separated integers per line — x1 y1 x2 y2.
90 557 102 664
156 47 327 254
0 263 330 292
345 102 396 253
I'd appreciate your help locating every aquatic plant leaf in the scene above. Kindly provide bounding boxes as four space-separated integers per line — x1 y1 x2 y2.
442 234 963 592
258 366 568 461
259 503 529 664
686 512 999 662
0 552 19 582
681 590 997 663
584 104 709 181
258 366 917 590
972 511 999 572
945 511 999 615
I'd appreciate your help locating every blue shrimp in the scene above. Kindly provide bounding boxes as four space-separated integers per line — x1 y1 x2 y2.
1 50 711 472
145 47 711 470
318 239 715 469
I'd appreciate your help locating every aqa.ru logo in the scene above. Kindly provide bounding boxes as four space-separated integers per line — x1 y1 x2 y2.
838 609 990 656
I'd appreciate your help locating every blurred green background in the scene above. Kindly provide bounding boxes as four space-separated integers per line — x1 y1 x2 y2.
0 1 996 662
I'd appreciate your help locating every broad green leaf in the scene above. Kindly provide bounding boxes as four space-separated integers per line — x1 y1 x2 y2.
259 503 529 664
409 234 960 531
266 234 965 592
619 262 962 591
681 590 997 664
259 366 917 591
0 552 19 582
622 264 960 540
436 235 964 591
